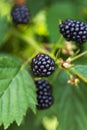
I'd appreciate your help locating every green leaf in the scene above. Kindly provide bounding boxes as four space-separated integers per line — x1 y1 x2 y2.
52 71 87 130
71 65 87 82
0 55 36 129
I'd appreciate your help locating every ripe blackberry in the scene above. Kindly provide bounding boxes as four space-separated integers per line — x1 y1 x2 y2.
59 19 87 44
35 79 53 110
11 5 30 24
31 53 55 77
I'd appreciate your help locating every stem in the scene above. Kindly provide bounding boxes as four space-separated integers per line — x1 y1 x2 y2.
51 36 63 55
64 69 72 77
55 48 61 61
70 51 87 62
12 27 56 60
11 27 60 68
70 68 87 83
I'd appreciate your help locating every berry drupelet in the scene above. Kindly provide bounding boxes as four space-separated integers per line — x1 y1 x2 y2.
31 53 55 77
35 79 54 110
11 5 30 24
59 19 87 44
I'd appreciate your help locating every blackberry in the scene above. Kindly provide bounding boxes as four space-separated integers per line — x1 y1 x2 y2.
31 53 55 77
59 19 87 44
11 5 30 24
35 79 53 110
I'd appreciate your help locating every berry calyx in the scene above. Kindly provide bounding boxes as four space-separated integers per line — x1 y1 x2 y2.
35 79 54 110
11 5 30 24
59 19 87 44
31 53 55 77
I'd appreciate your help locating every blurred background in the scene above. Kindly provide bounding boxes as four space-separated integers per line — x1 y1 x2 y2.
0 0 87 130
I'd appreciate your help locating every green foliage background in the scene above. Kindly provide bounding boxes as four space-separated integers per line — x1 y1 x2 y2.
0 0 87 130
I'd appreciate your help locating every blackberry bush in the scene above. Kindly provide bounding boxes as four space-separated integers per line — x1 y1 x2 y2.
35 79 54 109
11 4 30 24
1 0 87 129
59 19 87 44
31 53 55 77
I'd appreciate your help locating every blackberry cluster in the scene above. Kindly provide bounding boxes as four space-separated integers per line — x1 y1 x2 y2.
35 79 53 109
11 5 30 24
31 54 55 77
59 19 87 44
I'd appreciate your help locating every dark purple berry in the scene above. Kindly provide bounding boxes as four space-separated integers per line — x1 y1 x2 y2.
31 54 55 77
59 19 87 44
11 5 30 24
35 79 53 110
